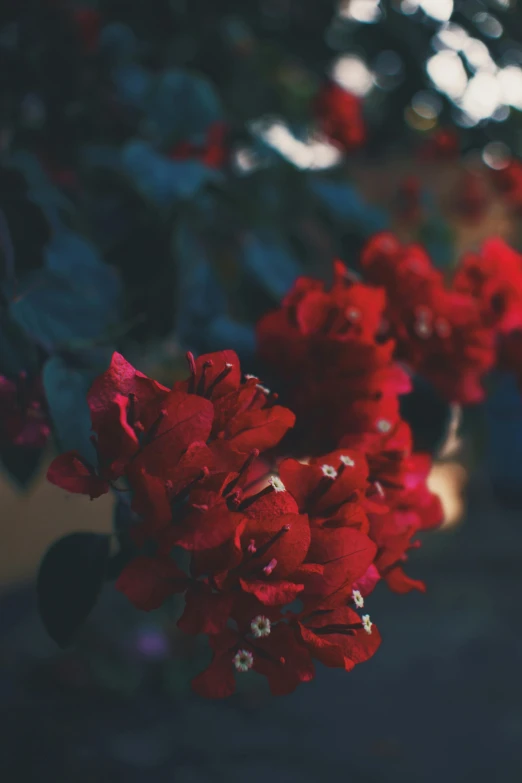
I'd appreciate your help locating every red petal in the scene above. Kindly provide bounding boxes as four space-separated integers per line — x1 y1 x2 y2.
88 352 167 427
138 392 214 476
384 566 426 594
47 451 109 499
178 585 234 635
242 512 311 577
175 350 241 399
191 651 237 699
167 506 243 552
225 405 296 454
239 579 304 605
116 556 187 610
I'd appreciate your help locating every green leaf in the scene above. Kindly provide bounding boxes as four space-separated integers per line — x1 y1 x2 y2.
37 532 111 648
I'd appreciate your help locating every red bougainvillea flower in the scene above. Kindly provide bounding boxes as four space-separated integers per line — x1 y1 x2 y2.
47 350 295 498
167 122 228 169
115 556 188 611
191 586 381 699
191 623 316 699
341 419 443 593
0 372 50 449
189 570 380 698
314 82 365 153
453 238 522 334
257 261 411 452
173 349 295 469
112 434 379 698
361 232 496 403
490 159 522 214
418 128 459 162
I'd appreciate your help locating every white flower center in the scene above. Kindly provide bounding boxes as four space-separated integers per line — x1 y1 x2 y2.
269 476 286 493
352 589 364 608
233 649 254 672
250 615 271 638
362 614 373 635
377 419 391 433
340 455 355 467
321 464 338 479
346 307 361 321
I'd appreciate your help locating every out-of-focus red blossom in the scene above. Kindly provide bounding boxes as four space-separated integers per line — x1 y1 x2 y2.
73 7 101 53
396 176 423 226
361 232 496 404
167 122 228 169
314 82 365 153
257 261 411 453
490 159 522 213
418 128 459 162
453 171 490 224
0 373 50 449
454 238 522 334
46 349 295 499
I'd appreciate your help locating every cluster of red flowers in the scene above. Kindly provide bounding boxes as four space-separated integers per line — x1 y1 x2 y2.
47 341 440 698
360 233 498 404
454 238 522 392
257 260 411 451
360 233 522 403
44 226 522 698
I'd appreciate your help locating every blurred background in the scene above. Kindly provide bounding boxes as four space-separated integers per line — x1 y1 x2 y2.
2 0 522 780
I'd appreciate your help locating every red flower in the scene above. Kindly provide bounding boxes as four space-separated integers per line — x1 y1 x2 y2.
174 350 296 468
298 605 381 669
47 350 295 497
361 233 496 403
314 82 365 153
454 238 522 334
341 419 443 593
257 262 411 452
115 556 188 611
191 623 315 699
167 122 228 169
0 373 50 449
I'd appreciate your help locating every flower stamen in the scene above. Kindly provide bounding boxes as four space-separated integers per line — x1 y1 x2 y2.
250 615 271 638
233 649 254 672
